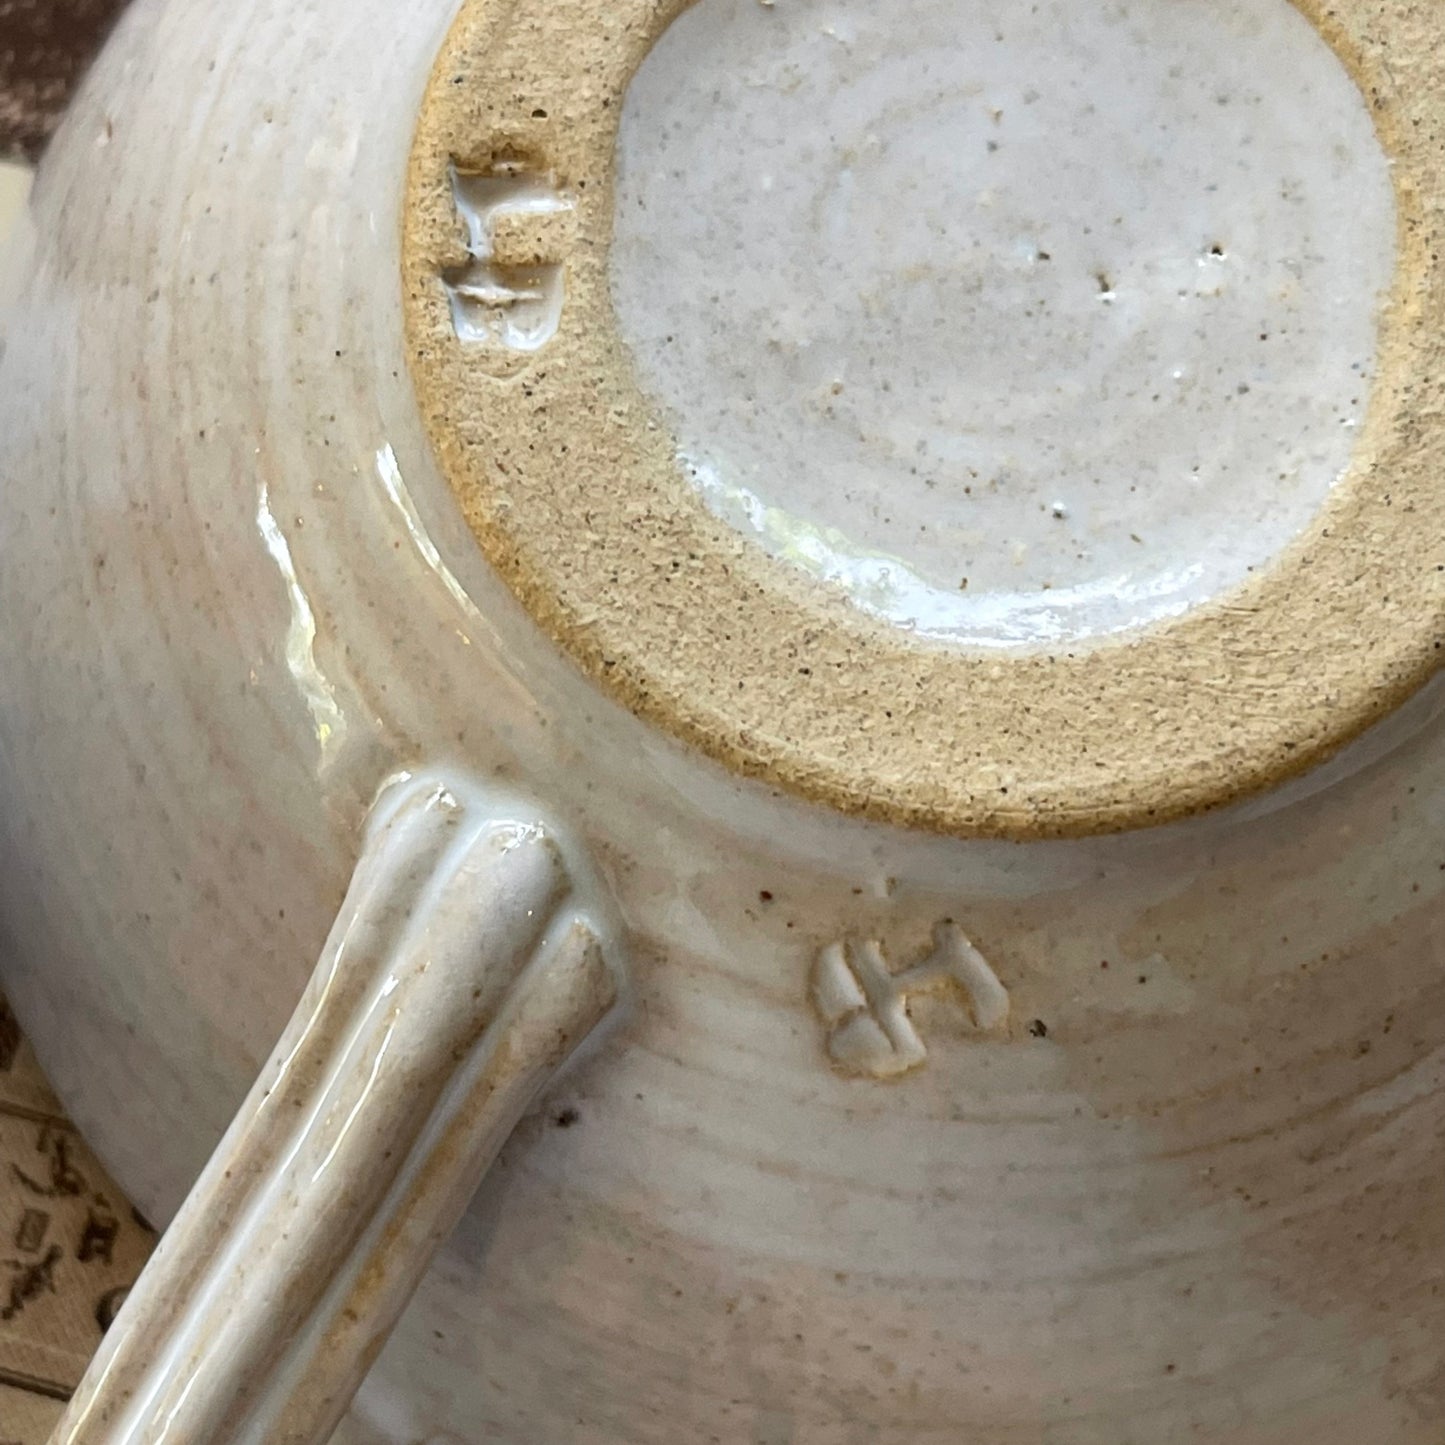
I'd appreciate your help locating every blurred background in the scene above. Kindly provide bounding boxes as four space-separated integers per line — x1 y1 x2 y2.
1 0 127 161
1 0 131 235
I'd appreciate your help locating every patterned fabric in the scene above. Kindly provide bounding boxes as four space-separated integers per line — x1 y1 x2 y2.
0 994 156 1443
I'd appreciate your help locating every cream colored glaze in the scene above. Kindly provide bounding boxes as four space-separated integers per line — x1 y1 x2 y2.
0 1 1443 1442
50 773 619 1445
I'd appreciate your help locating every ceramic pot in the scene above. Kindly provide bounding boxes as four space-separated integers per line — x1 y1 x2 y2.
2 0 1443 1440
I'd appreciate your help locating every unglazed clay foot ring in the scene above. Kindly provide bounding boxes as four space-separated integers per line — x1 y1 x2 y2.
403 0 1444 840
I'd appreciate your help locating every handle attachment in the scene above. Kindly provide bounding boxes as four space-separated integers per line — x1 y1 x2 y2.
50 771 620 1445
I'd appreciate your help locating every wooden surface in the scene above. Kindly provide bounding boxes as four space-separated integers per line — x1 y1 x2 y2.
0 994 156 1444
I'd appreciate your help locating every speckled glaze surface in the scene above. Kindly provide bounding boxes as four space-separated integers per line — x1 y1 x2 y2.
1 0 1444 1441
610 0 1394 637
51 773 620 1444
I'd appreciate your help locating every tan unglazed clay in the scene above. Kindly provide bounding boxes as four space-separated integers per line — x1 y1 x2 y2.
403 0 1445 840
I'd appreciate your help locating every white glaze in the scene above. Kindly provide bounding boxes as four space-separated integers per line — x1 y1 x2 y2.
0 1 1442 1442
812 923 1010 1077
50 773 619 1444
444 165 574 353
611 0 1397 644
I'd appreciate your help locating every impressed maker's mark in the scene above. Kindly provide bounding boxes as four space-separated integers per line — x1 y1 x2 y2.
443 163 575 355
812 923 1009 1078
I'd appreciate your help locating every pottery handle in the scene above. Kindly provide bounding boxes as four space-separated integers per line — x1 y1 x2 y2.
48 772 621 1445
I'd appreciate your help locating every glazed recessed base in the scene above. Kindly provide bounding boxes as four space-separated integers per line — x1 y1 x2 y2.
611 0 1395 648
403 0 1444 839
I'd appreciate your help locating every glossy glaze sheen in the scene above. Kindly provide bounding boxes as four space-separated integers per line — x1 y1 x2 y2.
1 0 1444 1441
52 773 619 1445
612 0 1395 644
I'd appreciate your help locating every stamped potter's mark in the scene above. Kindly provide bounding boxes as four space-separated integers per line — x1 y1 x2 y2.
812 923 1009 1078
443 162 574 356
